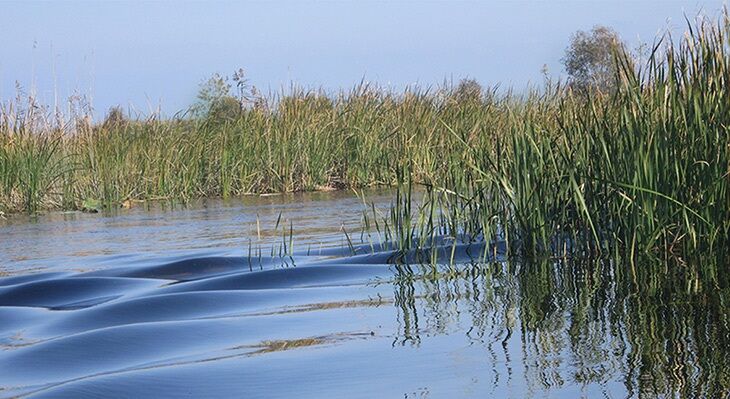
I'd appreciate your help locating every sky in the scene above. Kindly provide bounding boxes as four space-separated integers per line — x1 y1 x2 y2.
0 0 725 119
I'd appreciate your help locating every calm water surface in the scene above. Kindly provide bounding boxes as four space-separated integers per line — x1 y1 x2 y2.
0 190 728 398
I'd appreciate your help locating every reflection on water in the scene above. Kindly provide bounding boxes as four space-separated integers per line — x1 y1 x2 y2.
0 193 727 398
0 190 395 275
392 256 730 398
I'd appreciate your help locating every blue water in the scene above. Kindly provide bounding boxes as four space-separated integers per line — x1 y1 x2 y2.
0 191 727 398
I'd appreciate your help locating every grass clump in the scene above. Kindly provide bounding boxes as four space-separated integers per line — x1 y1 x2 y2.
0 14 727 262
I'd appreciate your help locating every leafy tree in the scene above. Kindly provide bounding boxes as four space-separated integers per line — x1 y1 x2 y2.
191 69 265 120
562 25 628 94
101 106 127 129
192 73 242 120
452 78 483 104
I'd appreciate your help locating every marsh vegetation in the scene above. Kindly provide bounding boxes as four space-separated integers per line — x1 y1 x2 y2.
3 5 730 398
0 15 727 263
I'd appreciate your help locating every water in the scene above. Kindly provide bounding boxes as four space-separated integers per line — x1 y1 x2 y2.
0 191 728 398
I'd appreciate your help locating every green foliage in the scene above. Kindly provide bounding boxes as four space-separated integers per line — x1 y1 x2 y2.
562 25 628 94
427 15 729 259
192 72 242 120
451 78 483 104
0 15 727 262
101 106 127 130
81 198 102 213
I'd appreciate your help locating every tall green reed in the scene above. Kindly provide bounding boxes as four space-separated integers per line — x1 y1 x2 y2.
428 14 729 261
0 14 726 265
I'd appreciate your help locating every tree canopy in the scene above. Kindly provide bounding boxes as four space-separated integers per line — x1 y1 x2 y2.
562 25 627 94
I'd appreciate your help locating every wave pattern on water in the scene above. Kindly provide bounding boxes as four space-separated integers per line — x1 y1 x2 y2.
0 231 729 398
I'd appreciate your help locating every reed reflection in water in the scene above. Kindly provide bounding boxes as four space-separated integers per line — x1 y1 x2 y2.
389 254 730 397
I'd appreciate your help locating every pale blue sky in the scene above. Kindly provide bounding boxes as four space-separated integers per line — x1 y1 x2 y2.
0 1 725 118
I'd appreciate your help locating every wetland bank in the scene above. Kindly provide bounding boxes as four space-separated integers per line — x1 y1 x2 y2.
0 11 729 399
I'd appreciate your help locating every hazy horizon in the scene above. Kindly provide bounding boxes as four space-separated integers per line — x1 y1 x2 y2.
1 0 725 119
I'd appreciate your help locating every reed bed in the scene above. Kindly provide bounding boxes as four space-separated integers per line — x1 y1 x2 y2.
1 15 727 261
419 15 730 260
0 84 490 213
